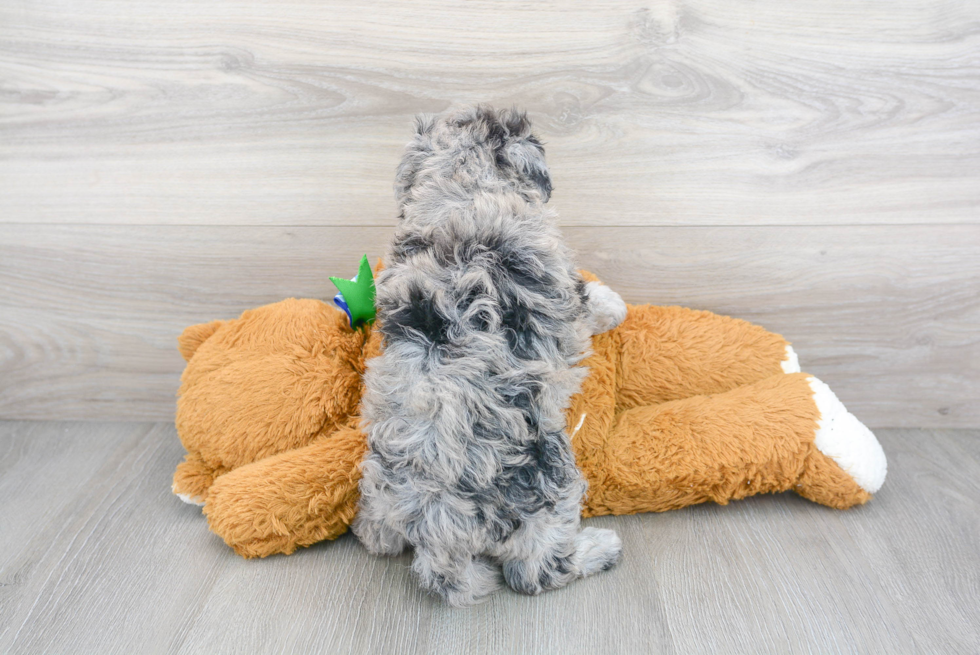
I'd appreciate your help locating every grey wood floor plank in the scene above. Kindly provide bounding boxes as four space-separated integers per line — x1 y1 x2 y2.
644 494 914 653
1 421 978 654
0 422 142 590
0 422 231 654
2 224 977 427
1 1 978 227
835 428 980 653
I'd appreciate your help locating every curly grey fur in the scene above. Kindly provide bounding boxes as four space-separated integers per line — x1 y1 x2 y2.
353 106 625 607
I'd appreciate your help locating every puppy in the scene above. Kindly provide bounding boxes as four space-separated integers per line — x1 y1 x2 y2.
352 106 627 606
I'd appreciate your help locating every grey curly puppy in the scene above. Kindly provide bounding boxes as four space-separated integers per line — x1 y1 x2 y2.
352 105 627 607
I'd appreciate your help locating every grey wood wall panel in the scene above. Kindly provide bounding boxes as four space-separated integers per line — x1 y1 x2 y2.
1 421 977 653
1 0 979 227
1 224 976 426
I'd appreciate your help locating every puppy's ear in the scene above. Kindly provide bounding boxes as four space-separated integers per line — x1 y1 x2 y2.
496 109 553 202
507 140 552 202
394 114 435 208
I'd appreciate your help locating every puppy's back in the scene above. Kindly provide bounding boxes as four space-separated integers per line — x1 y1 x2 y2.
366 201 591 501
355 107 620 607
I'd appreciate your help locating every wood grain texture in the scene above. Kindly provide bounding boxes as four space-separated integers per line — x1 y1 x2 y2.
1 0 979 226
1 223 977 426
1 421 977 654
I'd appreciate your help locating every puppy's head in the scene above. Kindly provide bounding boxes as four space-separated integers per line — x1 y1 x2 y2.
394 105 552 210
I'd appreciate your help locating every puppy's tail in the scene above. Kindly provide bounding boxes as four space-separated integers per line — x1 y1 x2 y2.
571 527 623 577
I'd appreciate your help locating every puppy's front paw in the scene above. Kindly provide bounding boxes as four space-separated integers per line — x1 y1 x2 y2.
585 282 627 334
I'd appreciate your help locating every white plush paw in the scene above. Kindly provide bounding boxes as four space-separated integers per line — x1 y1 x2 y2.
585 282 627 335
808 377 887 493
781 344 801 373
172 484 205 507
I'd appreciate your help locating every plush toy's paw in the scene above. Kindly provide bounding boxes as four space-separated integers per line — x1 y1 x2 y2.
173 487 205 507
808 377 887 493
172 453 227 506
585 282 627 335
203 430 366 558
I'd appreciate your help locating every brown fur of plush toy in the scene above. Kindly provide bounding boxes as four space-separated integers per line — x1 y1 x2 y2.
174 274 881 559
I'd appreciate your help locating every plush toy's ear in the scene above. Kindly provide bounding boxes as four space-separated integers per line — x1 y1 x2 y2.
178 319 227 362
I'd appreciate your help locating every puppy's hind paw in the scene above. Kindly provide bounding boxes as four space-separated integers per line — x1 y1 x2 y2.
414 553 502 608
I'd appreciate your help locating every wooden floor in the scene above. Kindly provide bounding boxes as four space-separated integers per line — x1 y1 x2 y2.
1 421 977 654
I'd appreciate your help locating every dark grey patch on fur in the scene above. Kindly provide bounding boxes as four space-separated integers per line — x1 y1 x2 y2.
378 282 450 346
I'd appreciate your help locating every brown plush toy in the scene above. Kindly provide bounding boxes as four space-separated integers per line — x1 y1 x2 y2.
173 272 887 559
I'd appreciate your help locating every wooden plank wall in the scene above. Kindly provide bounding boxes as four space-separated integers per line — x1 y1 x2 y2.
1 1 978 426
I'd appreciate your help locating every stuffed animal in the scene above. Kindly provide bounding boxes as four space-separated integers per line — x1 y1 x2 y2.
173 271 887 559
